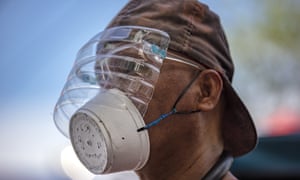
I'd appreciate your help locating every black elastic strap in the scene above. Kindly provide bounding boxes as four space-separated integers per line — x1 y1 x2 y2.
137 70 202 132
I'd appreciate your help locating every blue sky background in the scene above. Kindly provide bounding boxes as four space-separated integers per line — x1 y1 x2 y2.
0 1 275 179
0 1 129 179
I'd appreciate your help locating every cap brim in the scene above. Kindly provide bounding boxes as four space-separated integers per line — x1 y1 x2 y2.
222 75 257 157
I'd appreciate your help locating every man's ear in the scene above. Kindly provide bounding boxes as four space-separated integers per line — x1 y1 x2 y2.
197 69 223 111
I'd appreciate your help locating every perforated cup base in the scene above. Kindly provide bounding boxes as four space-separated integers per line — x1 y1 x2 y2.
69 89 150 174
70 112 108 174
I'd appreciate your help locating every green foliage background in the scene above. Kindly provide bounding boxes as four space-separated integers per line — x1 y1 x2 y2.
223 0 300 135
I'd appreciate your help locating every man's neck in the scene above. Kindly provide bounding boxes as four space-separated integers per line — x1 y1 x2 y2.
136 144 223 180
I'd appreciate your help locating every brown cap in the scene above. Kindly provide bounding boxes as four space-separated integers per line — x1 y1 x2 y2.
107 0 257 157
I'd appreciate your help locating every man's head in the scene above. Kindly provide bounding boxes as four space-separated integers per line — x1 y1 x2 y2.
107 0 257 158
55 0 257 178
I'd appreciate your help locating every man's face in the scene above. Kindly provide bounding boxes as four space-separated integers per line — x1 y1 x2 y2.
142 57 205 168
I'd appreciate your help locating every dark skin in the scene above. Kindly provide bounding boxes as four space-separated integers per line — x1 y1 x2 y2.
135 53 237 180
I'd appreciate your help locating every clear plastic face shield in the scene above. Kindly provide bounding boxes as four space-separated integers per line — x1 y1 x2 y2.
54 25 205 174
53 26 170 174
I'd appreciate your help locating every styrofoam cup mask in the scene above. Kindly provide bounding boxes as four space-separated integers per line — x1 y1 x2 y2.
53 26 170 174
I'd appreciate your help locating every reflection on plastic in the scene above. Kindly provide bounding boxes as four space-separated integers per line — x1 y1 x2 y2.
60 145 139 180
61 145 95 180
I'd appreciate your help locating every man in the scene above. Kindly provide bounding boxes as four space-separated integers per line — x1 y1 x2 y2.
54 0 257 179
106 0 257 179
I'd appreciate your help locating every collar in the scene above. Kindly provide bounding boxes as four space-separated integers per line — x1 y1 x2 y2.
202 151 234 180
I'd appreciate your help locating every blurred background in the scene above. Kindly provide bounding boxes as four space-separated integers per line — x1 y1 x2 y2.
0 0 299 179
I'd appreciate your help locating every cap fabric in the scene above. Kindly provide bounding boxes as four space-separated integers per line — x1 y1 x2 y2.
107 0 257 157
